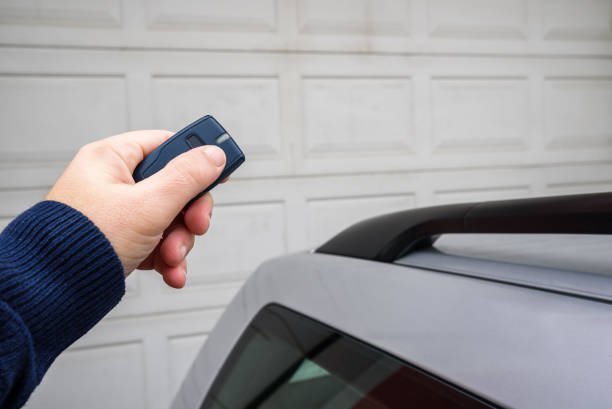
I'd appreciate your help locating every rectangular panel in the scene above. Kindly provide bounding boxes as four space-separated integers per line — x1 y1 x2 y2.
435 186 530 205
153 76 281 156
187 201 286 284
26 342 146 409
307 194 415 247
168 333 208 397
147 0 276 31
542 0 612 40
0 188 48 217
302 77 413 155
0 0 121 27
544 78 612 149
0 75 128 161
431 77 529 151
428 0 527 38
297 0 410 35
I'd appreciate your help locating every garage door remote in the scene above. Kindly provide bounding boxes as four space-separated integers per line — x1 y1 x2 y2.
133 115 245 197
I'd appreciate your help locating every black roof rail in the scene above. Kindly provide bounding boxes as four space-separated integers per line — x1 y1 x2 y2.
315 192 612 262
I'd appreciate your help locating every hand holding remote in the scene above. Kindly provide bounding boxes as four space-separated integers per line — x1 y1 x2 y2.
46 130 226 288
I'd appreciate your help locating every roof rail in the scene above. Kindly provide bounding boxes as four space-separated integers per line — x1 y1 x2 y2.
315 192 612 262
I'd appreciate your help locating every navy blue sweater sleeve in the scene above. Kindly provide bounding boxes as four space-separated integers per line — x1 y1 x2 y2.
0 201 125 408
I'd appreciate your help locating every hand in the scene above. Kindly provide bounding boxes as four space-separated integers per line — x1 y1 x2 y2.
46 130 226 289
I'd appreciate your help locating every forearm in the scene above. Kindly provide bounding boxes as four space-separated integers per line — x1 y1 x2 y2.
0 201 125 408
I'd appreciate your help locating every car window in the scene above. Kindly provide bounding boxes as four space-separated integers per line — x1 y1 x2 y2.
200 304 498 409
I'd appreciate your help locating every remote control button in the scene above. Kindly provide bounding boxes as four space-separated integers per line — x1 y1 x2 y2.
186 134 204 148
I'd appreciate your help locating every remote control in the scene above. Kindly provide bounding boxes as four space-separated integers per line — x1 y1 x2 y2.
133 115 245 197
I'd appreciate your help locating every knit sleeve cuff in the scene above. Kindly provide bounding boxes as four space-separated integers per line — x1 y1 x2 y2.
0 200 125 374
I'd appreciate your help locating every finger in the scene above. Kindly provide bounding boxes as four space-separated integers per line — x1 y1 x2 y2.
104 130 174 172
158 259 188 289
137 145 226 217
160 222 195 267
184 193 213 235
151 250 187 288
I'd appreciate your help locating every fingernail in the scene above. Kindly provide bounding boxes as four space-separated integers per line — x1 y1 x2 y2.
202 145 225 167
180 245 187 259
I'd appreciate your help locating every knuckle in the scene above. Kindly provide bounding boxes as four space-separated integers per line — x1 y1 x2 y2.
111 139 141 161
77 141 98 156
78 141 110 159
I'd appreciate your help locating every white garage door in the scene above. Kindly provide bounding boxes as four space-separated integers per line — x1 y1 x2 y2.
0 1 611 408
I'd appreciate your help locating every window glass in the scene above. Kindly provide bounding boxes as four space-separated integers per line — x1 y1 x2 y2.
200 304 497 409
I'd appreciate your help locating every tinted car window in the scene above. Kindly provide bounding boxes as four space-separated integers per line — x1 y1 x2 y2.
200 304 498 409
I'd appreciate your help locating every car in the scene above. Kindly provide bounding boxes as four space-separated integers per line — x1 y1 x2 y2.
170 192 612 409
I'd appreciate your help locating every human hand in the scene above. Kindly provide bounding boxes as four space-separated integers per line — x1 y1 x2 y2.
46 130 226 288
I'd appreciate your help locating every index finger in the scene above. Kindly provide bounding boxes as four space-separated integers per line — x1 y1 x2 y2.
103 129 174 172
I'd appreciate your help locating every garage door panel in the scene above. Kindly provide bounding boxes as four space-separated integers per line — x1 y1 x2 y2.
428 0 528 39
0 0 122 27
542 0 612 41
153 76 282 157
0 74 128 162
146 0 276 32
544 77 612 149
431 77 530 152
26 342 147 409
297 0 411 36
302 76 414 155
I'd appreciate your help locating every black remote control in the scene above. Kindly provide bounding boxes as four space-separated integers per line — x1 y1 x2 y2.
133 115 245 196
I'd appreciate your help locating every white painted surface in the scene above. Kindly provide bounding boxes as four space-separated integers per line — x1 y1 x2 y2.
0 1 609 408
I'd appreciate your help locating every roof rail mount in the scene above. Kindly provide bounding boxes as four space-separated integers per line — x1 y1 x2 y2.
315 192 612 262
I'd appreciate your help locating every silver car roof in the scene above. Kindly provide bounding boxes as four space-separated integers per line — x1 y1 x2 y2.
172 236 612 409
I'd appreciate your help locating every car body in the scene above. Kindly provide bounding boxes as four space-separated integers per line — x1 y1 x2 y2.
171 193 612 409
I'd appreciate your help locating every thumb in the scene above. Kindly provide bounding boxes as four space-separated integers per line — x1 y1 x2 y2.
138 145 226 216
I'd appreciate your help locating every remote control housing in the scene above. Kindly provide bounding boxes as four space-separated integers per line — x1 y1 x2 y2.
133 115 245 196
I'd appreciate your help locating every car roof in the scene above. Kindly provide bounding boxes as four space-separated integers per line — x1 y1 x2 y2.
173 250 612 409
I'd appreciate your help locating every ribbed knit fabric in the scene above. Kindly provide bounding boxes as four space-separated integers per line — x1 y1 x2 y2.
0 201 125 409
